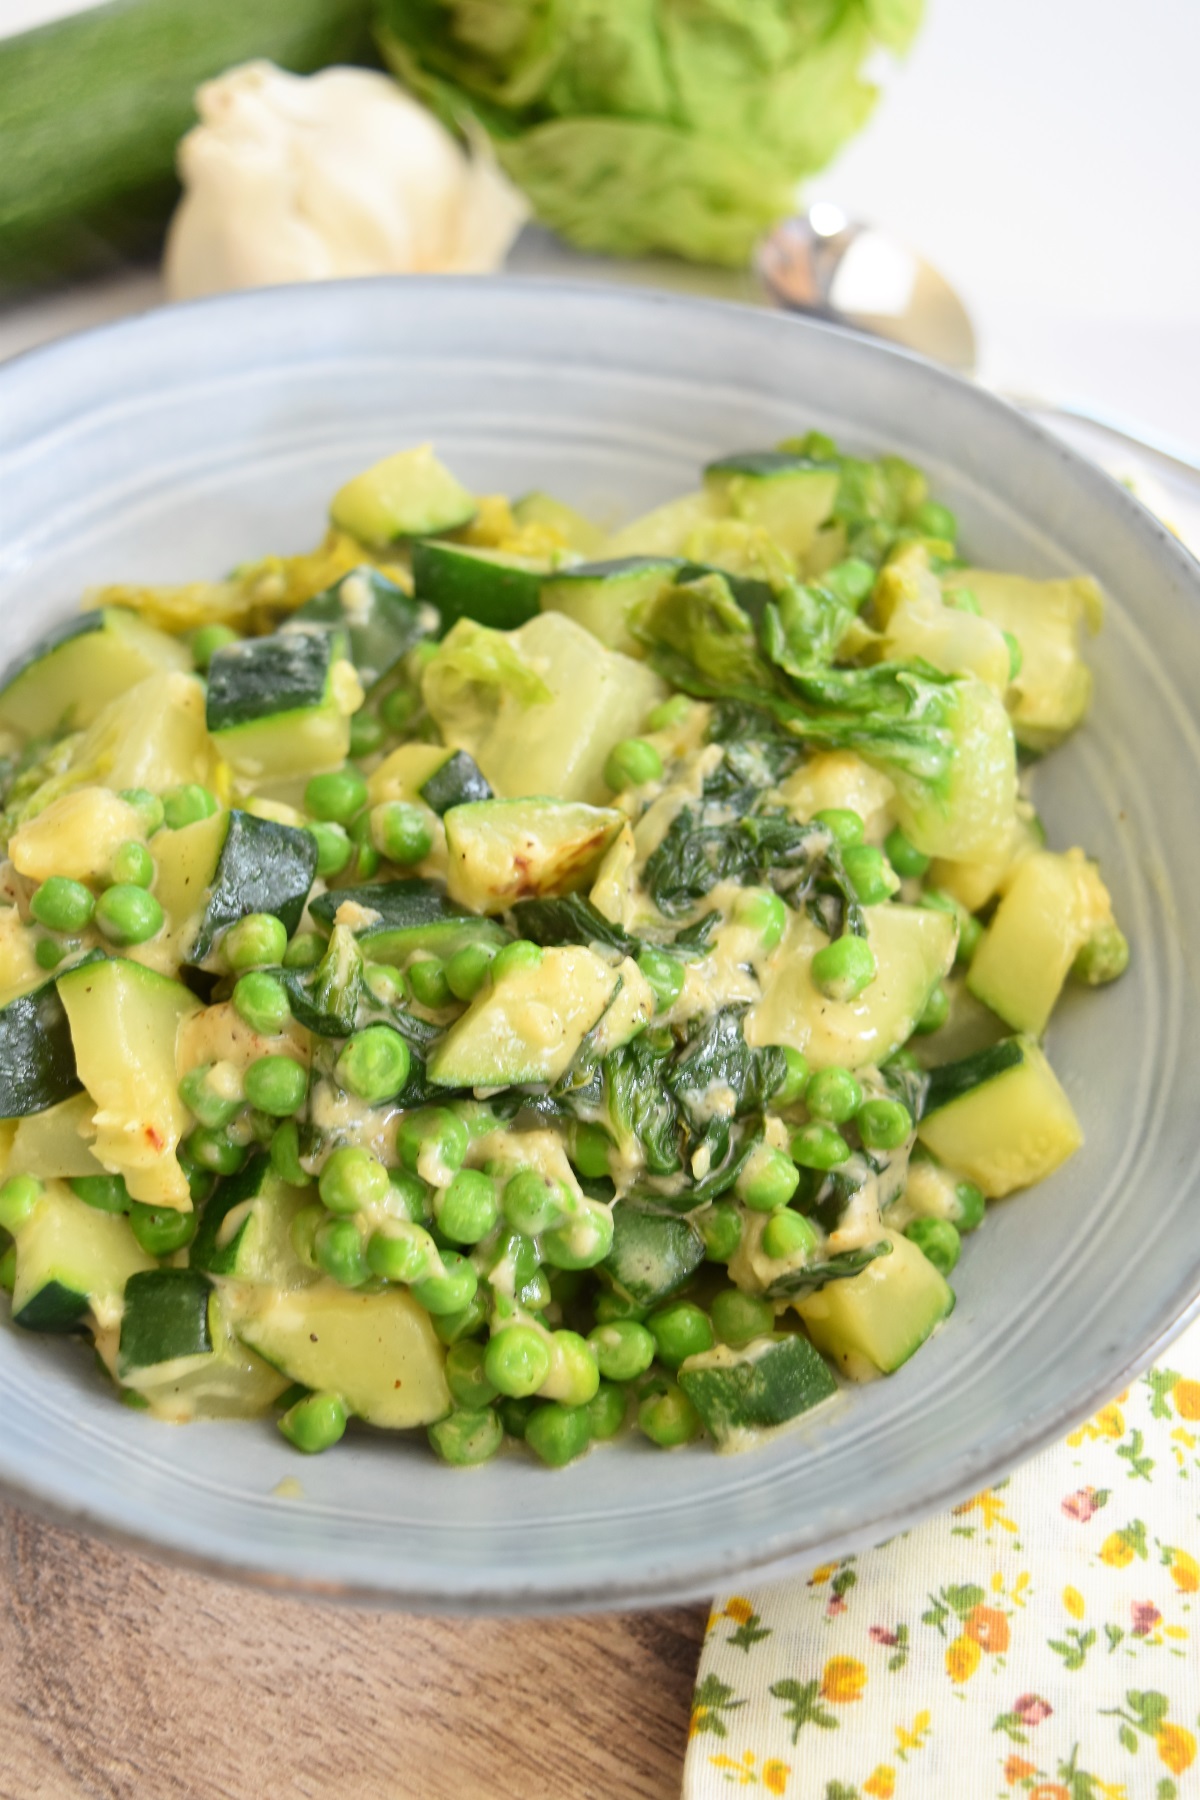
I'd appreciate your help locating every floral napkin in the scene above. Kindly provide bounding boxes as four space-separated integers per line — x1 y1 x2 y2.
684 1320 1200 1800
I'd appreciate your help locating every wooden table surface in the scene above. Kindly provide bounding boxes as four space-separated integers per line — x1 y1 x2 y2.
0 1503 706 1800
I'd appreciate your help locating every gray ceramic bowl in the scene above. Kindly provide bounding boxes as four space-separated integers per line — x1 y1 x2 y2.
1 279 1197 1613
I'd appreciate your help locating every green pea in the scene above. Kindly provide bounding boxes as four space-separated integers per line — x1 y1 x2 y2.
570 1124 612 1181
243 1054 307 1118
129 1201 197 1257
428 1407 503 1467
813 807 865 848
191 623 240 670
408 958 451 1008
304 766 368 825
502 1168 568 1236
906 1216 961 1275
69 1173 130 1214
270 1120 313 1187
119 788 165 837
34 938 67 970
307 821 352 881
364 963 407 1009
637 1383 701 1449
883 826 930 879
805 1065 863 1124
648 1301 713 1370
542 1329 600 1406
184 1126 246 1176
883 1047 922 1076
224 913 288 973
162 784 219 830
698 1199 742 1264
914 981 950 1035
232 972 292 1038
710 1288 775 1349
395 1108 469 1180
953 1181 986 1232
444 1340 499 1410
732 887 788 951
384 1170 431 1224
335 1026 411 1105
811 933 876 1002
799 428 838 460
30 876 94 933
856 1097 913 1150
370 802 433 866
283 931 326 971
604 737 663 791
109 840 154 889
761 1208 819 1262
319 1146 390 1216
483 1325 552 1398
379 686 418 732
490 939 542 981
94 884 164 946
789 1122 850 1170
636 946 685 1013
525 1402 591 1467
541 1200 614 1271
911 499 957 541
445 942 497 1003
646 695 692 731
279 1390 347 1454
586 1380 627 1442
592 1290 648 1325
315 1216 369 1287
432 1289 490 1347
771 1046 809 1108
842 844 898 906
435 1169 499 1245
349 710 385 758
411 1250 478 1316
366 1221 440 1284
496 1395 534 1439
737 1145 800 1213
0 1175 43 1234
587 1320 656 1383
957 915 984 964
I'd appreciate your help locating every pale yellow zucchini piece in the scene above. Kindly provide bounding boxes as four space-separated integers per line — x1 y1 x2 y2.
967 849 1115 1034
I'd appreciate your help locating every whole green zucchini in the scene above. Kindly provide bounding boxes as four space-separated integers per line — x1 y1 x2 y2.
0 0 379 290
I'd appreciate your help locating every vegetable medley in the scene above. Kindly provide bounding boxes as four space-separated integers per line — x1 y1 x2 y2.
0 435 1127 1468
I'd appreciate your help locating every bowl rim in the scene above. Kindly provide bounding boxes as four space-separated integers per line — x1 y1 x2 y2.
1 274 1198 1614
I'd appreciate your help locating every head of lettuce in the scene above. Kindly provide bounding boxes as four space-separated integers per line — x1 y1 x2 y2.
377 0 923 267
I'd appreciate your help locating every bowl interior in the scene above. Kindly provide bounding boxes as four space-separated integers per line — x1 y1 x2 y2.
1 279 1198 1611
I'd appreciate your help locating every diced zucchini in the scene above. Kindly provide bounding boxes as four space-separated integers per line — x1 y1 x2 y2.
296 566 428 687
794 1231 954 1377
239 1284 451 1428
330 446 475 547
918 1035 1082 1198
8 1092 103 1179
678 1334 837 1450
0 906 43 1010
602 490 725 559
116 1299 289 1421
703 452 839 557
874 548 1011 691
12 1181 152 1334
745 904 956 1070
603 1202 705 1307
206 628 355 779
777 750 897 841
443 797 623 914
0 607 189 736
118 1269 213 1373
952 568 1101 749
153 807 317 969
57 956 201 1209
368 743 456 807
9 787 149 886
580 962 656 1058
512 492 606 557
308 877 509 966
427 945 619 1088
412 541 545 631
967 849 1115 1035
418 750 493 815
540 557 681 656
190 1153 312 1286
0 968 90 1118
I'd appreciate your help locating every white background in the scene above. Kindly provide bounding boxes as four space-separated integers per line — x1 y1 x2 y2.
3 0 1199 452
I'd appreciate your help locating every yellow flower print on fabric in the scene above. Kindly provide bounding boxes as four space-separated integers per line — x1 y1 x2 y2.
894 1711 931 1761
1157 1722 1196 1775
863 1766 896 1797
1062 1586 1085 1619
1067 1402 1125 1446
952 1487 1018 1532
820 1657 867 1704
1164 1545 1199 1591
707 1750 790 1792
946 1634 982 1683
1172 1377 1200 1420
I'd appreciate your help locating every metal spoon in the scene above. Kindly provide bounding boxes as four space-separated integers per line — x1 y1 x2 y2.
757 204 1200 479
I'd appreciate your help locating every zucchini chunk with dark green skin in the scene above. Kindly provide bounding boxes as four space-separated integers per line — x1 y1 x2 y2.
418 750 492 815
308 877 508 966
190 1154 311 1283
921 1036 1027 1118
411 540 544 631
540 556 681 653
603 1203 706 1308
118 1269 213 1374
296 566 429 687
187 810 318 966
0 971 87 1117
0 607 189 735
678 1334 838 1448
12 1185 152 1334
205 629 334 733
